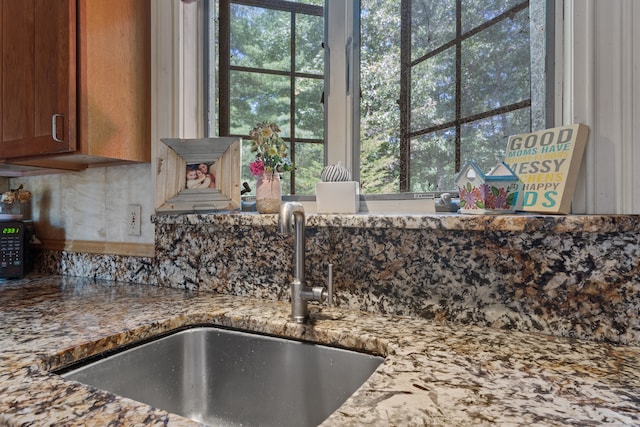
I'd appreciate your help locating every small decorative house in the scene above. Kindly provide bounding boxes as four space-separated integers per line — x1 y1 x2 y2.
455 160 519 214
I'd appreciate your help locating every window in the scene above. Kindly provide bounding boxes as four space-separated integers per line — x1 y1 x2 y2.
215 0 324 195
209 0 552 196
359 0 548 194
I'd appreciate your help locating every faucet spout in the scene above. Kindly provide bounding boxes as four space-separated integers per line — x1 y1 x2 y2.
278 202 306 286
279 202 330 323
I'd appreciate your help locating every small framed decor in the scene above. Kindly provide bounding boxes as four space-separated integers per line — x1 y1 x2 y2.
504 123 589 214
157 137 241 213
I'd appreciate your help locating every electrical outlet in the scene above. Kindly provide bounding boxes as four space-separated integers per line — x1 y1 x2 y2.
128 204 141 236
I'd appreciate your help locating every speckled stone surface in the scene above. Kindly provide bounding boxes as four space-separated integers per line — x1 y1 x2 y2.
150 213 640 345
0 275 639 426
150 212 640 233
37 213 640 346
38 250 157 284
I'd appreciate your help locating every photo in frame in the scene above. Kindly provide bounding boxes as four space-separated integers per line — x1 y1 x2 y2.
186 162 216 189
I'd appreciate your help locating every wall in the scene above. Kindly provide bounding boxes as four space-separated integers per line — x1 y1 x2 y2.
10 164 155 255
0 178 9 193
567 0 640 214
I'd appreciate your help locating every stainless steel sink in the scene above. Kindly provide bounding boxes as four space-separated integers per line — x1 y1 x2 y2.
59 326 384 427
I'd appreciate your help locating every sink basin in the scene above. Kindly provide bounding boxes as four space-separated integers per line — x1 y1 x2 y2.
58 326 384 427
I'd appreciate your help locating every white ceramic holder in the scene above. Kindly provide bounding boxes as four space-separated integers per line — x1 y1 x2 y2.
315 181 360 214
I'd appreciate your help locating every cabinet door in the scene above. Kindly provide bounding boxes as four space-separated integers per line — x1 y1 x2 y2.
78 0 150 163
0 0 76 159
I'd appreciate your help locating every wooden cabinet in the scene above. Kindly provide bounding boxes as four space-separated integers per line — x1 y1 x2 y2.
0 0 76 160
0 0 150 174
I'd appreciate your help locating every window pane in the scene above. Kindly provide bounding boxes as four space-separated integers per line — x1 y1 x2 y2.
296 13 323 74
410 130 456 192
295 77 324 140
411 47 456 131
360 133 400 194
412 0 456 61
460 108 530 173
230 5 290 71
295 0 323 5
462 0 527 33
229 71 290 136
294 142 323 195
360 0 401 194
461 8 530 117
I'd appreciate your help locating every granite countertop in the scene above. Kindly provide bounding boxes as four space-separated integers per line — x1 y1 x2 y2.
1 275 639 426
152 211 640 233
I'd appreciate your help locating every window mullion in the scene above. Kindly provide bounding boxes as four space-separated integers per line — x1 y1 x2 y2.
218 0 230 136
290 11 296 193
408 99 532 140
399 0 411 192
324 0 357 171
455 0 462 173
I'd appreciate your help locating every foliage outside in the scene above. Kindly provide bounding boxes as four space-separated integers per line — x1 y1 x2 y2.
359 0 531 193
222 0 532 195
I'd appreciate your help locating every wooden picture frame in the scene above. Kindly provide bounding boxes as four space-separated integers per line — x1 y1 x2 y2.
157 137 241 213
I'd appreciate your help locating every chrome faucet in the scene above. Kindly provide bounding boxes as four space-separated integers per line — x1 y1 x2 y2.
278 202 333 323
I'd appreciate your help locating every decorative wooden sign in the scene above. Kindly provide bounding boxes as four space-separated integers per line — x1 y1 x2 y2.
504 123 589 214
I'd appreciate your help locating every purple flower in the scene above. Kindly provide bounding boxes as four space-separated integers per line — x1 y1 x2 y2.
478 184 492 201
494 189 508 208
460 187 477 207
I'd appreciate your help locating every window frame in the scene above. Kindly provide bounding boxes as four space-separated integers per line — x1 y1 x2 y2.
208 0 555 198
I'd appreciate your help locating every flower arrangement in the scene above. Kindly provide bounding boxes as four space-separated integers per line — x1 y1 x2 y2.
248 122 293 176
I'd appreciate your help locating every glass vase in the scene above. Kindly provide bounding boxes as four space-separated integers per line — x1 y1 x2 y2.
256 171 282 214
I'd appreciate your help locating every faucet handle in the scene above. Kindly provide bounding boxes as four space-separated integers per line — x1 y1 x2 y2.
309 263 334 307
